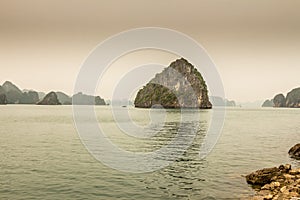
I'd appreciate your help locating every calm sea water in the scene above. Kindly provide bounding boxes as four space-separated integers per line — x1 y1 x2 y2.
1 105 300 199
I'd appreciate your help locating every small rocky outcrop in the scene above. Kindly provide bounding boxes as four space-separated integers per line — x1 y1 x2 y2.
286 87 300 108
134 58 212 109
288 144 300 160
273 94 286 107
37 92 61 105
209 96 236 107
225 99 236 107
246 164 300 199
72 92 106 105
95 96 106 105
262 99 274 107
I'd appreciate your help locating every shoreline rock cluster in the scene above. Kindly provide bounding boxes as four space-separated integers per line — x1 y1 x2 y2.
246 144 300 199
246 164 300 199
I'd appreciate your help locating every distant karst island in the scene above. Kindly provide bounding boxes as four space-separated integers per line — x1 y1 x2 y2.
262 87 300 108
0 81 106 105
134 58 212 109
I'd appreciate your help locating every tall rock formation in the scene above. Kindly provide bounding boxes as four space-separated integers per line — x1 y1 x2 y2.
286 87 300 108
37 92 61 105
134 58 212 109
2 81 23 104
273 94 286 107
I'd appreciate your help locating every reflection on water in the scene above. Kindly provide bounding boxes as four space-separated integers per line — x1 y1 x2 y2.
1 106 300 199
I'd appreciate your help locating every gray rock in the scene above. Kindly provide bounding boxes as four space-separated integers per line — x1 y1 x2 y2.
56 91 72 105
273 94 286 107
2 81 23 104
134 58 212 109
286 87 300 108
37 92 61 105
246 167 280 186
72 92 106 105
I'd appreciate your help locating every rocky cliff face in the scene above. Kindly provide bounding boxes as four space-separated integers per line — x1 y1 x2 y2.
286 87 300 108
134 58 212 109
273 94 286 107
2 81 23 103
37 92 61 105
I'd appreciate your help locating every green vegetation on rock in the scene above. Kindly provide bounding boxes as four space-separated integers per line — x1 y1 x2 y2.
134 58 212 109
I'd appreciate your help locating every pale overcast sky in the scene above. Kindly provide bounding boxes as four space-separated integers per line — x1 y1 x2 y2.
0 0 299 102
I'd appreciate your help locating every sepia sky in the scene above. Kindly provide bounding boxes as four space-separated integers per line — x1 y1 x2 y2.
0 0 300 102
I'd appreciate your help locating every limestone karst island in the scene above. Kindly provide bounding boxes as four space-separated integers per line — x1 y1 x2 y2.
134 58 212 109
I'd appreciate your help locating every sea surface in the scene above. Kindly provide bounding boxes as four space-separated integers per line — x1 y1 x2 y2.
1 105 300 199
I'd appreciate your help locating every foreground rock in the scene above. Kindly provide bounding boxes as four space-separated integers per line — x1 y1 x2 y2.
289 144 300 160
134 58 212 109
246 164 300 199
37 92 61 105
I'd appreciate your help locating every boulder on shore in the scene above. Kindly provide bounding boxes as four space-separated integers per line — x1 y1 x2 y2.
246 164 300 199
288 143 300 160
37 92 61 105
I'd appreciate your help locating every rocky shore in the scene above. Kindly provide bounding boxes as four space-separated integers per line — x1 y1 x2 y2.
246 144 300 199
